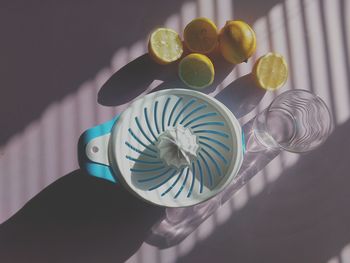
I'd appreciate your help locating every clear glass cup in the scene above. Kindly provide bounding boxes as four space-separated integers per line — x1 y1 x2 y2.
252 89 333 152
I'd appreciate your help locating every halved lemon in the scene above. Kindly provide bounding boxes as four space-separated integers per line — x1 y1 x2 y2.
179 53 215 89
148 28 183 64
252 52 288 91
184 17 218 54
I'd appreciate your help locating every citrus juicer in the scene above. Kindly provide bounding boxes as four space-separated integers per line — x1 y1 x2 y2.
79 89 245 207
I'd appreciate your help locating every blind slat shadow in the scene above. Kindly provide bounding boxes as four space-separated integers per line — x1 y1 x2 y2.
300 0 315 93
340 0 350 98
319 0 337 125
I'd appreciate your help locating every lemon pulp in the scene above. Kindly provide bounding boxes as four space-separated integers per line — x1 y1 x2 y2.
179 53 215 89
148 28 183 64
253 52 288 91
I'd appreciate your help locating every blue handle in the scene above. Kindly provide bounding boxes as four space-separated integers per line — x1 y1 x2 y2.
78 116 120 183
242 131 246 155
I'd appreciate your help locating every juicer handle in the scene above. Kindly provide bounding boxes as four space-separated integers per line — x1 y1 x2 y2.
242 131 246 155
78 115 120 183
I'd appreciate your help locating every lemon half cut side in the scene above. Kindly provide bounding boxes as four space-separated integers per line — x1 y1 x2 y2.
148 28 183 64
253 52 288 91
179 53 215 89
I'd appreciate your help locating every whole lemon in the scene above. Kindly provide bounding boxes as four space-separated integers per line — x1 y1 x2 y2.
218 20 256 64
184 17 218 54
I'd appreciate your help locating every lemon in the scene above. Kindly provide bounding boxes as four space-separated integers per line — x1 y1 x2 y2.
252 52 288 91
148 28 183 64
179 53 215 89
218 20 256 64
184 17 218 54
